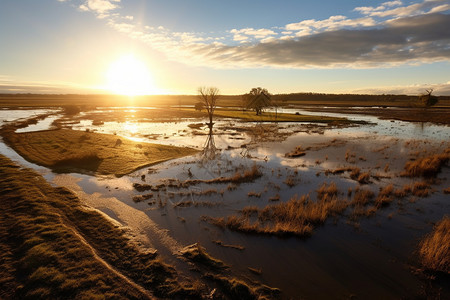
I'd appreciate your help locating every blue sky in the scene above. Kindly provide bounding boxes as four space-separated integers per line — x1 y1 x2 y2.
0 0 449 95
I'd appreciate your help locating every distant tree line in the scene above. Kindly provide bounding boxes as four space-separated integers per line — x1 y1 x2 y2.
270 93 418 103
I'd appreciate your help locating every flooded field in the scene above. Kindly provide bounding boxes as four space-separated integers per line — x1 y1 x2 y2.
1 106 449 299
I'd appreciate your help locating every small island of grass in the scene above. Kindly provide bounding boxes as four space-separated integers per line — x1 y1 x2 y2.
4 129 199 176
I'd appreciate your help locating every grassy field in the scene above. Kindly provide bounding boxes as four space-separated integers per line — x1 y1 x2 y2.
0 154 198 299
212 108 354 123
3 129 198 176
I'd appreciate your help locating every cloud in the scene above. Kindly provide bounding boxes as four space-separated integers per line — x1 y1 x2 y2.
354 0 446 17
230 28 277 41
79 0 120 15
68 0 450 69
352 82 450 95
285 15 375 33
186 13 450 69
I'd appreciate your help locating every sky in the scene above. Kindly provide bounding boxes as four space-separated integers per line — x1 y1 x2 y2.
0 0 449 95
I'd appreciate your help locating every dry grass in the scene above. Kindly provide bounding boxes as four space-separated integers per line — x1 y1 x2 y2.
247 191 262 198
3 129 198 176
356 172 371 184
248 267 262 275
316 182 338 200
204 190 349 237
269 194 281 202
180 243 228 270
0 155 196 299
375 184 395 207
419 216 450 274
203 273 280 300
351 188 375 207
402 148 450 178
412 181 431 197
133 165 262 193
394 184 412 198
173 200 220 208
285 146 306 158
284 175 298 187
132 193 153 203
349 188 376 218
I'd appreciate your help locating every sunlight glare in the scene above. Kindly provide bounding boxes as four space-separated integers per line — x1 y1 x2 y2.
106 55 159 96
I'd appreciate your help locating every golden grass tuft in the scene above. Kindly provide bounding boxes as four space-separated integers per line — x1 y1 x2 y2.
247 191 262 198
316 182 338 200
412 181 431 197
356 172 371 184
419 216 450 274
402 149 450 178
375 184 395 207
205 190 349 237
351 188 375 207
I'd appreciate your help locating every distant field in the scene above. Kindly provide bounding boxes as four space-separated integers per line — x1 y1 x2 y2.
1 93 449 108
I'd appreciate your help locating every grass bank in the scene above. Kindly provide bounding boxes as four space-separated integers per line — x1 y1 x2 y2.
0 154 198 299
3 129 198 176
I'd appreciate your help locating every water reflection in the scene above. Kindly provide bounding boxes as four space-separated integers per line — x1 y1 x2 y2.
202 125 218 160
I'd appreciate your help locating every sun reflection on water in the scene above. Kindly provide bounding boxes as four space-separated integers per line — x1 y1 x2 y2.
123 121 139 134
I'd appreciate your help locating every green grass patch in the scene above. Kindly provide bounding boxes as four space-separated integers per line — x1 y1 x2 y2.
4 129 198 176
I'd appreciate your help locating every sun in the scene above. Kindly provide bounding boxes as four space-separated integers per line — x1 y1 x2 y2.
105 55 159 96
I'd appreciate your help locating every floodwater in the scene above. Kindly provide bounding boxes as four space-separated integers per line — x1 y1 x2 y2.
0 106 449 299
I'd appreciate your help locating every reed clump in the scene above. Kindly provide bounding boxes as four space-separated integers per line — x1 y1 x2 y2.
204 190 348 237
402 149 450 178
375 184 395 207
419 216 450 274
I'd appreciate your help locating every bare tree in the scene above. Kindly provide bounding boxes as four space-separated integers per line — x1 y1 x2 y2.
198 86 220 127
419 88 438 108
243 87 272 115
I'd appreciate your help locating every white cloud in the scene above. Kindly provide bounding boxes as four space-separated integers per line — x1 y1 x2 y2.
354 0 448 17
233 34 248 42
230 27 276 41
352 82 450 95
67 0 450 69
286 15 375 34
80 0 120 14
